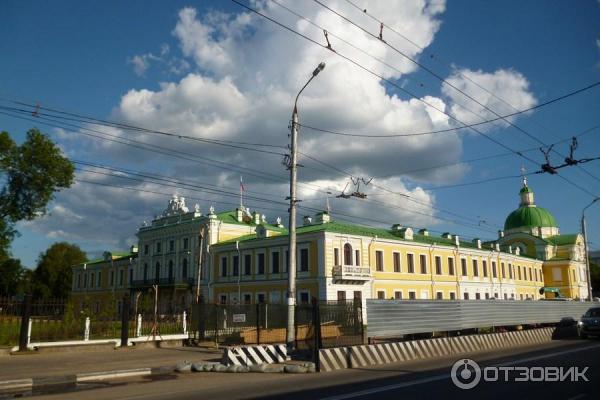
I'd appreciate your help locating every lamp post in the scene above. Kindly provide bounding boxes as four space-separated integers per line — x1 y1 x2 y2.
286 62 326 350
582 198 599 301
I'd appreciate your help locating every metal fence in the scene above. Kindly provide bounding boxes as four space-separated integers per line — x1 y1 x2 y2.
191 300 363 349
367 300 595 338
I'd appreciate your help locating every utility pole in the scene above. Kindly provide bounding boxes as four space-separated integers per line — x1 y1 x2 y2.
286 62 326 351
582 198 598 301
195 228 205 304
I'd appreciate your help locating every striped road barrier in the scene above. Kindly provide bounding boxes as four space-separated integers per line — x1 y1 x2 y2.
223 344 287 366
319 327 555 371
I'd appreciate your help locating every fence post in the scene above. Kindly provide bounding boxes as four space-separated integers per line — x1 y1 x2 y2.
312 297 321 372
136 314 142 337
215 305 220 347
84 317 90 341
120 294 130 347
256 303 261 345
183 311 188 335
18 294 32 352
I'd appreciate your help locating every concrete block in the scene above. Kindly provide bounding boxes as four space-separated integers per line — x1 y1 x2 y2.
284 365 307 374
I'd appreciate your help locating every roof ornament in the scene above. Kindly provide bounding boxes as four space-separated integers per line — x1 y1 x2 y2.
194 203 200 213
276 216 282 225
209 205 215 215
520 164 527 187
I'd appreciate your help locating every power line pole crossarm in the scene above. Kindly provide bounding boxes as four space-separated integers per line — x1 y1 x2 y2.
286 62 326 352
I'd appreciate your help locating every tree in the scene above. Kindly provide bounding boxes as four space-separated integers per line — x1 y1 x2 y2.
33 242 86 299
0 258 24 296
0 128 74 257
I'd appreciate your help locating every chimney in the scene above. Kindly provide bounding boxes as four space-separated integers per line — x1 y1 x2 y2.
454 235 460 246
252 211 261 225
236 208 244 222
391 224 403 231
495 243 500 252
418 228 429 236
498 230 504 238
399 227 414 240
472 238 482 249
130 245 138 254
442 232 452 239
315 211 331 224
261 214 267 224
303 215 312 226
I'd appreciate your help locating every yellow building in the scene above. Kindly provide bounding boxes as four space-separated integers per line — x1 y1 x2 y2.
71 248 138 313
209 180 587 310
71 181 588 311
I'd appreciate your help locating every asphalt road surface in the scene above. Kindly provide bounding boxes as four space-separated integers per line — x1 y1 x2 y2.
31 339 600 400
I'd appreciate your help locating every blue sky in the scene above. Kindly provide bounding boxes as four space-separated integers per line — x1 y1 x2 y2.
1 0 599 267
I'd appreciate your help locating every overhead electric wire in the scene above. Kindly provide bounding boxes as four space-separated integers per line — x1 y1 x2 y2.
269 0 600 139
314 0 600 187
230 0 600 199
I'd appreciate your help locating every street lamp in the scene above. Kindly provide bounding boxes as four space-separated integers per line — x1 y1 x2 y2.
286 61 325 350
582 198 599 301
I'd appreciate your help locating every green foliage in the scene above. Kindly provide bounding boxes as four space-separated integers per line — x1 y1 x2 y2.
33 242 87 299
0 128 74 259
0 258 24 296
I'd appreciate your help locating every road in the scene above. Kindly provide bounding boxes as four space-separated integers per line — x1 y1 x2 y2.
31 340 600 400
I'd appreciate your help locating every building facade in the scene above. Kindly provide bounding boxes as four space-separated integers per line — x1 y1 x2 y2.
71 181 589 311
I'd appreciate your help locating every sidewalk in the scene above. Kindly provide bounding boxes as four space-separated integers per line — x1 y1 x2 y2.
0 346 222 382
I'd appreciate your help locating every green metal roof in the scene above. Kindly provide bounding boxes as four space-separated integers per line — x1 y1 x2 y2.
215 210 286 231
504 206 557 230
546 234 579 246
214 220 480 250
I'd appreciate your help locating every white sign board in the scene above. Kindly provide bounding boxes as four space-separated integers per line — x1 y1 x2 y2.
232 314 246 323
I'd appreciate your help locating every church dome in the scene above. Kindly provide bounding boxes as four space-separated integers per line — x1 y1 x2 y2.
504 206 557 230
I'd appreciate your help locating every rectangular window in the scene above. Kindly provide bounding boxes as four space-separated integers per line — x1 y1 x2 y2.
243 294 252 304
435 256 442 275
485 293 490 299
394 291 402 300
299 291 309 304
119 269 124 286
420 254 427 274
355 249 360 266
376 250 384 272
110 271 114 287
475 293 481 300
97 271 101 288
272 251 280 274
518 266 522 280
407 254 415 273
494 293 499 299
508 263 513 279
353 291 362 302
84 273 87 288
144 244 149 255
77 274 81 289
169 240 174 252
90 273 95 288
534 268 538 282
334 248 339 266
183 238 189 250
219 294 227 304
156 242 161 253
299 248 309 272
450 292 456 300
220 256 227 277
461 259 467 276
393 252 401 272
501 262 505 279
257 253 265 275
436 292 443 300
408 291 416 300
129 269 133 286
377 290 386 300
492 261 497 278
233 255 239 277
529 267 533 282
244 254 252 275
337 291 346 301
448 257 455 275
473 260 479 277
257 293 266 304
483 260 488 277
463 292 469 300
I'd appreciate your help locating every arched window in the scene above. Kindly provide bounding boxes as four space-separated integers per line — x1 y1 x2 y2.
344 243 353 265
182 259 188 279
168 260 174 281
155 262 160 283
143 263 148 281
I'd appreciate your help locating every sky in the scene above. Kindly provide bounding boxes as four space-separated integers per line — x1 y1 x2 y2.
1 0 599 268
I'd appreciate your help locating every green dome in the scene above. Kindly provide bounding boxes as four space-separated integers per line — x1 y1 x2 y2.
504 206 558 230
